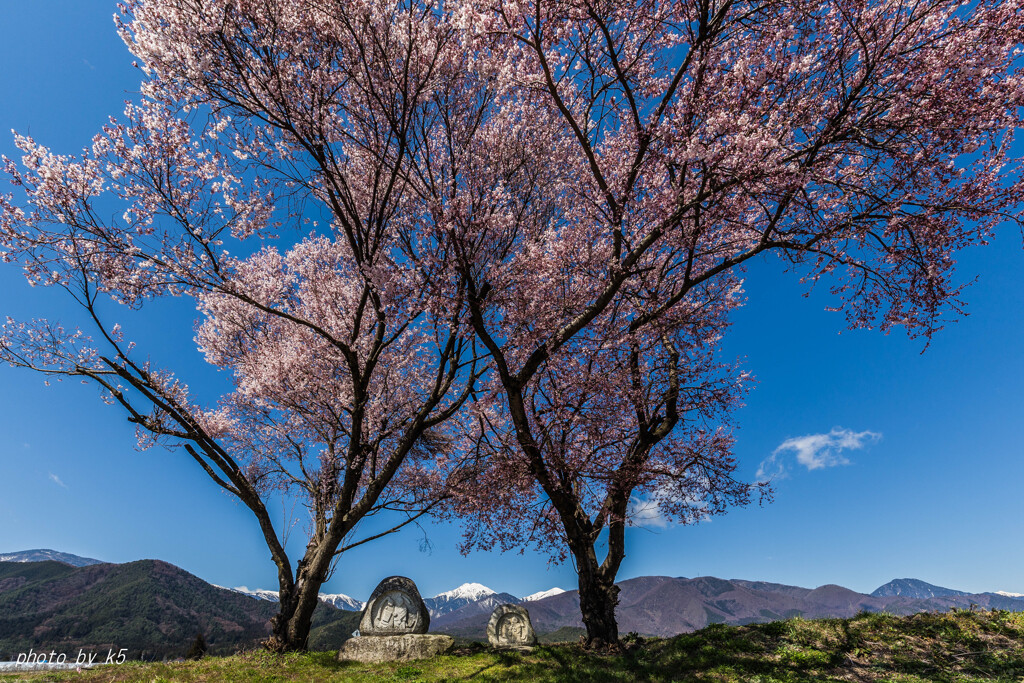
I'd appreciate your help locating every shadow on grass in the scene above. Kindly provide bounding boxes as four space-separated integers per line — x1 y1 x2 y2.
457 611 1024 683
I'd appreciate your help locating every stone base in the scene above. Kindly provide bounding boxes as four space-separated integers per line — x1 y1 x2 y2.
337 634 454 663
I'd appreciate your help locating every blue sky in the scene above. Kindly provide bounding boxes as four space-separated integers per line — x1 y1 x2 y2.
1 3 1022 603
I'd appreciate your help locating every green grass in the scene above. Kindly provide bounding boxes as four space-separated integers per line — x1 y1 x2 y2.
4 608 1023 682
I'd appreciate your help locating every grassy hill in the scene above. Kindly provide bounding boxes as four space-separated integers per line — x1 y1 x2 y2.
3 608 1023 682
0 561 357 660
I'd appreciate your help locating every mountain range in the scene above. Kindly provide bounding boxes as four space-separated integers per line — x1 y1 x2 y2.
0 550 565 618
424 583 523 619
429 575 1024 638
216 584 365 612
3 549 1024 653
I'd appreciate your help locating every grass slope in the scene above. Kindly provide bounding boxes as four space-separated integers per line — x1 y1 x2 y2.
3 608 1023 682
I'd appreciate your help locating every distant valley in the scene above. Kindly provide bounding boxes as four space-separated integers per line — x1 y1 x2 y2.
2 549 1023 659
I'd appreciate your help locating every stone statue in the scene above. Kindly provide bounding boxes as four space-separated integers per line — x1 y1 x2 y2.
357 576 429 636
340 576 453 663
486 604 537 649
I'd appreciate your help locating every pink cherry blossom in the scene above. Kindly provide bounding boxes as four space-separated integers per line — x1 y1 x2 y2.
431 0 1023 647
1 0 1021 652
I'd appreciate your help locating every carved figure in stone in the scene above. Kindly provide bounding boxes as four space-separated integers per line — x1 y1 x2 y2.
486 604 537 649
358 576 429 635
374 592 419 631
499 614 526 644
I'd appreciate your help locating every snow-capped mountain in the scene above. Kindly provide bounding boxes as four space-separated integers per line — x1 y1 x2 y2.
522 587 566 602
218 580 570 616
218 585 364 611
221 580 558 616
425 583 505 618
0 549 104 567
319 592 365 611
434 582 497 602
993 591 1024 599
221 585 281 601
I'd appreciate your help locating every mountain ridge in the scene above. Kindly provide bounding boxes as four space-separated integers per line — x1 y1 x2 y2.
217 585 364 612
431 574 1024 639
522 587 566 602
0 550 105 567
870 578 970 599
0 553 565 613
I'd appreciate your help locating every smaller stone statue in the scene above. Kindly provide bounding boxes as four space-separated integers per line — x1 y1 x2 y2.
487 604 537 650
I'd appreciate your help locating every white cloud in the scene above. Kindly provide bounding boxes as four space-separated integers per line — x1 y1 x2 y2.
757 427 881 480
628 494 670 529
755 452 787 481
48 473 68 489
628 488 711 529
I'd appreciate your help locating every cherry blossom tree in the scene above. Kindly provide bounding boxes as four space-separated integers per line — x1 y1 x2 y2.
2 0 1022 653
0 0 482 651
433 0 1024 647
447 284 767 647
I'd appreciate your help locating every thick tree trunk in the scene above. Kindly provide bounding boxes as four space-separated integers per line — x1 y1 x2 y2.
265 549 333 652
266 585 302 652
578 570 620 648
571 541 622 649
265 585 323 651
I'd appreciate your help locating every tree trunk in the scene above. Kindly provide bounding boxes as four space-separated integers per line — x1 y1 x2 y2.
264 583 313 651
269 595 320 651
265 584 301 652
265 552 332 652
572 542 621 649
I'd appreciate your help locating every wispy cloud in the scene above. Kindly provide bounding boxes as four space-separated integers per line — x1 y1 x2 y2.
48 473 68 489
628 495 671 529
757 427 881 480
628 488 711 529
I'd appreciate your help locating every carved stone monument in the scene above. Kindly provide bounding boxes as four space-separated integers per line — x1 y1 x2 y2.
486 604 538 650
358 576 429 635
338 576 453 663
